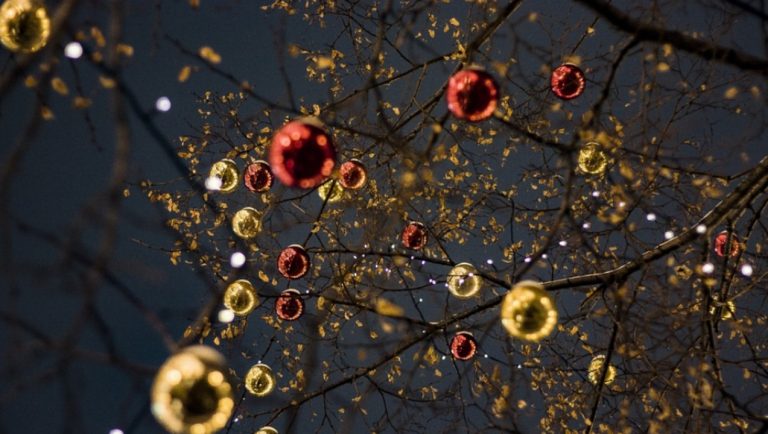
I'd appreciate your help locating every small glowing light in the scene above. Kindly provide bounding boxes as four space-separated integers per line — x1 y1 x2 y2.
741 264 753 277
591 190 600 198
155 96 172 112
618 201 626 208
664 231 674 240
702 262 715 274
230 252 246 268
109 430 124 434
696 224 707 234
524 257 532 263
542 253 548 259
205 176 223 191
646 213 656 222
582 222 591 229
218 309 235 323
418 298 423 302
486 259 493 265
64 41 83 59
558 240 567 247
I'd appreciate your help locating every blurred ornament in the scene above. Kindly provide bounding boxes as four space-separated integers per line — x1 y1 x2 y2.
318 179 343 203
0 0 50 53
587 354 617 385
449 331 477 361
577 142 608 175
244 363 276 397
550 64 586 100
209 159 240 193
150 345 234 434
710 300 736 320
447 262 482 298
269 118 335 188
500 280 558 342
277 244 310 279
339 159 367 189
231 207 262 239
255 428 278 434
401 221 427 250
275 288 304 321
446 67 498 122
243 160 274 193
714 230 741 258
223 279 258 316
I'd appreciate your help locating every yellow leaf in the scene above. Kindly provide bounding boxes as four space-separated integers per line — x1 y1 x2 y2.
449 17 460 26
199 46 222 64
73 96 92 109
375 298 404 317
51 77 69 95
178 65 192 82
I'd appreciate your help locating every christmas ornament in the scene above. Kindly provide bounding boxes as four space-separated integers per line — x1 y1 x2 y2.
0 0 50 53
275 288 304 321
577 142 608 175
550 64 586 100
714 231 741 258
268 118 335 189
500 280 558 342
339 159 367 189
710 300 736 320
277 244 310 279
446 262 482 298
208 159 239 193
587 354 616 385
231 207 262 239
446 67 499 122
244 363 276 397
223 279 258 316
401 221 427 250
317 179 343 203
243 160 274 193
150 346 234 434
449 331 477 361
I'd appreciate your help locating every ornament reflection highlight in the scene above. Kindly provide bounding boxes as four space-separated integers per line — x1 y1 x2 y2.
500 280 558 342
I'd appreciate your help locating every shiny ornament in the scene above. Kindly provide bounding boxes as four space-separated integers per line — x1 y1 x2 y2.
446 68 499 122
317 179 343 203
223 279 258 316
339 159 367 190
269 118 336 189
446 262 482 298
500 280 558 342
0 0 50 53
150 346 234 434
449 331 477 361
275 288 304 321
550 64 586 100
244 363 276 397
401 221 427 250
208 159 240 193
577 142 608 175
587 355 617 385
255 428 278 434
231 207 262 239
277 244 310 279
243 160 274 193
714 231 741 258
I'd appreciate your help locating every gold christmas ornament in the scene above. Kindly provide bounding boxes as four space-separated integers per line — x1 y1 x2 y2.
577 142 608 175
500 280 558 342
150 345 234 434
710 300 736 320
245 363 276 397
446 262 482 298
231 207 262 239
0 0 50 53
255 427 278 434
209 159 240 193
587 354 617 385
317 179 343 203
223 279 258 316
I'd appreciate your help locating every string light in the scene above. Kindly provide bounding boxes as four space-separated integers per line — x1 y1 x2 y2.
740 263 753 277
64 41 83 59
229 252 246 268
646 213 656 222
664 230 674 240
155 96 172 112
701 262 715 274
696 224 707 234
205 176 223 191
217 309 235 323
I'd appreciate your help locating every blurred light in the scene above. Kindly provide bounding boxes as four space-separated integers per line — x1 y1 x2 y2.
230 252 246 268
486 259 493 265
558 240 567 247
664 231 674 240
156 96 172 112
696 224 707 234
702 262 715 274
524 257 532 263
646 213 656 221
109 430 124 434
582 222 591 229
64 42 83 59
591 190 600 197
741 264 754 277
218 309 235 323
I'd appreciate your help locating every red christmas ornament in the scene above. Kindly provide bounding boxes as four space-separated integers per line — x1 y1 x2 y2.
243 160 274 192
550 64 586 100
269 118 336 188
275 289 304 321
339 159 367 190
401 221 428 250
277 244 310 279
445 68 499 122
714 231 741 258
450 331 477 361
